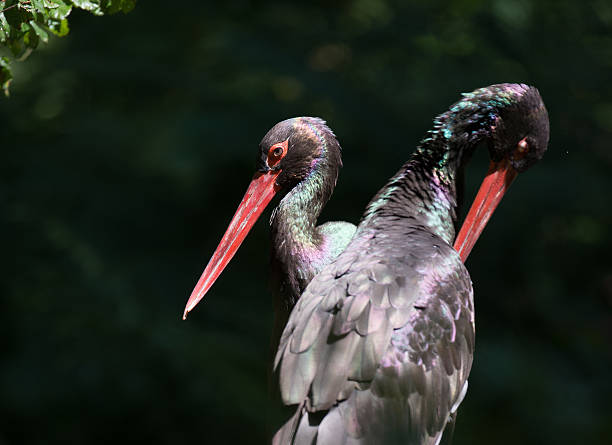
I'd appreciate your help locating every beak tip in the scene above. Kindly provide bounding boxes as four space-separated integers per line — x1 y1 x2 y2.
182 298 197 320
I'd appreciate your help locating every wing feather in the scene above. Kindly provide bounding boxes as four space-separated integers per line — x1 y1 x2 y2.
274 229 475 444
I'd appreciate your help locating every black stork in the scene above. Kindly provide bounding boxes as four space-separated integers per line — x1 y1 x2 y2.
183 83 549 444
183 116 356 347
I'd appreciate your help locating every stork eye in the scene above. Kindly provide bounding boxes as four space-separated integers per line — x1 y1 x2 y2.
267 140 288 167
511 137 529 161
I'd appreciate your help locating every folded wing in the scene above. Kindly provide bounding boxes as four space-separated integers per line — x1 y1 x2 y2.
273 228 474 444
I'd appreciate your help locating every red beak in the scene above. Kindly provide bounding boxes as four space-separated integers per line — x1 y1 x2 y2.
183 171 281 319
453 159 518 262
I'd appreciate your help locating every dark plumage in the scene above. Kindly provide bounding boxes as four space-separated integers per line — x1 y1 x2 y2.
274 232 472 445
256 118 357 350
271 84 549 444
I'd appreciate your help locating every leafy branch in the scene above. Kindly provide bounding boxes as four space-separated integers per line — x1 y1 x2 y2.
0 0 136 96
0 1 31 14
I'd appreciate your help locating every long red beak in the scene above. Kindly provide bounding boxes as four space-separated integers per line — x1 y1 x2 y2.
183 171 281 319
453 159 518 262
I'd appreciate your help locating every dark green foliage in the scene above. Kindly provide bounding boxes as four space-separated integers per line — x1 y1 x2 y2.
0 0 136 94
1 1 611 444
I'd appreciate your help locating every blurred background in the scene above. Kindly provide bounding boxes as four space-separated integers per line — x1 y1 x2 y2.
2 0 611 443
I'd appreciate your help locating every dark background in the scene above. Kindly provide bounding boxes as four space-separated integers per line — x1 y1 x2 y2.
2 0 611 443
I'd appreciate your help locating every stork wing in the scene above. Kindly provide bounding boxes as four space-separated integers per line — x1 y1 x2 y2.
273 228 474 444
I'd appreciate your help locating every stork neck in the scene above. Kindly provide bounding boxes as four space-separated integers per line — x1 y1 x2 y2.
270 165 334 284
362 105 497 245
272 179 323 249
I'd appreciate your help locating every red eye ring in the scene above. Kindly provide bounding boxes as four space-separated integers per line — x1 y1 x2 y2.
267 140 288 167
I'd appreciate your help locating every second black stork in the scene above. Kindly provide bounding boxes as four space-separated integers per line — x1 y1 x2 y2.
184 83 549 444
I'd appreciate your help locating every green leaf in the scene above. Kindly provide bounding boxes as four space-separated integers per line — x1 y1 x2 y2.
24 30 39 49
47 17 69 36
29 20 48 43
0 56 12 97
47 0 72 20
70 0 103 15
30 1 50 21
100 0 119 14
87 0 137 15
22 21 40 49
0 12 10 42
4 1 32 29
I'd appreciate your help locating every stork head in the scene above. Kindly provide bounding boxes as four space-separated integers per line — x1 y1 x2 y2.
182 117 341 319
